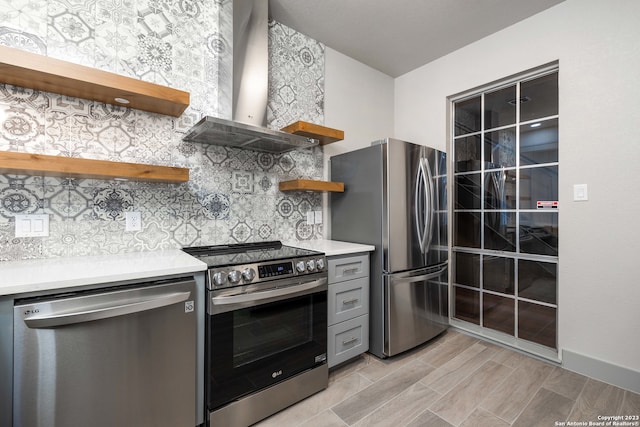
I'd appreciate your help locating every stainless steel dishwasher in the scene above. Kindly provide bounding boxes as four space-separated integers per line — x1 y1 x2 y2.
12 277 199 427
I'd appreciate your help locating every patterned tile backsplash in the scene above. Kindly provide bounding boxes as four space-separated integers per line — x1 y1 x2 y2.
0 0 326 262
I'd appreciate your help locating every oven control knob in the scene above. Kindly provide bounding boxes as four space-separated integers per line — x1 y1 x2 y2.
242 268 255 282
228 270 242 284
212 272 227 286
316 258 325 271
296 261 306 273
306 259 316 271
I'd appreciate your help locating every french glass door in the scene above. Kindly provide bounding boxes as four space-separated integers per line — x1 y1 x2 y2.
450 67 559 358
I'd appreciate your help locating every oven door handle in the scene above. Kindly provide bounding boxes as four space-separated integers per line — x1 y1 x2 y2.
210 277 328 314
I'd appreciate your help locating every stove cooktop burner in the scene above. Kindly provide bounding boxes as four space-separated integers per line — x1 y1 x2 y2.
182 241 321 268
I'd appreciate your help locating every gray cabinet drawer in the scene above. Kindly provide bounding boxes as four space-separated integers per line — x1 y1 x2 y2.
328 253 369 283
328 315 369 368
328 277 369 325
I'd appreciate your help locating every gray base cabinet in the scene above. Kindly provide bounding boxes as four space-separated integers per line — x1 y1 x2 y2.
327 253 370 368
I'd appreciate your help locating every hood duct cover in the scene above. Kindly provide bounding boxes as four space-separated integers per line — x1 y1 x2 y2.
182 0 318 153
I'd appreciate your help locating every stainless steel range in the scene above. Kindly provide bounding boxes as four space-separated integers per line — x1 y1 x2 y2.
182 241 328 427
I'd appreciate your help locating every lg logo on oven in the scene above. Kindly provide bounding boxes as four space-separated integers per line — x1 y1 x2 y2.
271 370 283 379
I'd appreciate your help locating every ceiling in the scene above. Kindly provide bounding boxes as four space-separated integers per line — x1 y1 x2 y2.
269 0 565 78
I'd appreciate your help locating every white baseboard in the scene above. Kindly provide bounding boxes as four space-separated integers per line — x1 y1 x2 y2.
562 349 640 394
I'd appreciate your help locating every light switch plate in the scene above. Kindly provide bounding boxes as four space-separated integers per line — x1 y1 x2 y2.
306 211 314 225
573 184 588 201
15 214 49 237
314 210 323 224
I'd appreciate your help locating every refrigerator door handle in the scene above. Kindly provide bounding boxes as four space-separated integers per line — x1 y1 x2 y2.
423 157 435 255
415 159 428 253
385 263 448 282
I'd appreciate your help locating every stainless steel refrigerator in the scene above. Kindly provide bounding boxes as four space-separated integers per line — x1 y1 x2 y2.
330 138 448 358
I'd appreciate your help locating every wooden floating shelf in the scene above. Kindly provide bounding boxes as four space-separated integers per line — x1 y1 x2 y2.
279 179 344 192
281 121 344 145
0 151 189 183
0 45 190 117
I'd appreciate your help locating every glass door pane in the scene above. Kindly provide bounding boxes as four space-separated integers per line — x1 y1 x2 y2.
484 211 516 251
518 260 557 304
454 286 480 325
485 127 516 169
518 300 556 348
519 212 558 256
520 73 558 122
483 293 515 336
483 256 514 294
455 174 482 210
454 96 481 136
484 85 516 129
520 119 558 165
454 135 482 172
454 212 481 248
484 170 516 209
454 252 480 288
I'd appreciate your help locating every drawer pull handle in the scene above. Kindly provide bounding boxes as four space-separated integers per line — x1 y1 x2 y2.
342 267 359 275
342 298 359 305
342 337 358 345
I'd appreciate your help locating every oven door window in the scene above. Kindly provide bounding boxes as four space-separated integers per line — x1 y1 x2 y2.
207 291 327 410
234 296 312 367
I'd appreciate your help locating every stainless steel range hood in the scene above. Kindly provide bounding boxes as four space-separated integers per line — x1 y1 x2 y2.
183 0 318 153
183 116 318 153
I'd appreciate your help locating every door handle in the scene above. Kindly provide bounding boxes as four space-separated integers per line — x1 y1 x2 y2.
210 277 327 313
423 157 435 254
386 264 448 284
415 156 434 254
415 159 428 253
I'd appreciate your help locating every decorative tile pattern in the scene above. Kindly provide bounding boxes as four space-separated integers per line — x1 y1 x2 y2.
0 2 48 41
92 187 134 220
0 8 326 261
268 20 325 130
0 188 38 216
0 182 43 218
231 171 254 194
47 0 96 66
276 198 295 218
0 101 47 153
200 193 230 220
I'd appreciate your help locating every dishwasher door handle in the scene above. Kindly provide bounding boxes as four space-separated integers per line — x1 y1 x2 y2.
23 291 191 328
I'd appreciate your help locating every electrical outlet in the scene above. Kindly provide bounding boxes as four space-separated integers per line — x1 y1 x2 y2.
125 211 142 231
314 210 323 224
306 211 314 225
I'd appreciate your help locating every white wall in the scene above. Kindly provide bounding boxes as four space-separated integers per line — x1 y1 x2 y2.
395 0 640 374
323 47 395 236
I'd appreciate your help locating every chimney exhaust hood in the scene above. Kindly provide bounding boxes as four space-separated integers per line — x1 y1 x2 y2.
182 0 319 153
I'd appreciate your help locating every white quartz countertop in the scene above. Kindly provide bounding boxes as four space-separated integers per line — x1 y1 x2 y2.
0 250 207 296
284 240 375 257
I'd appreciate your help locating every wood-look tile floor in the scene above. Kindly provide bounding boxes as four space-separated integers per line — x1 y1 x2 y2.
255 330 640 427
